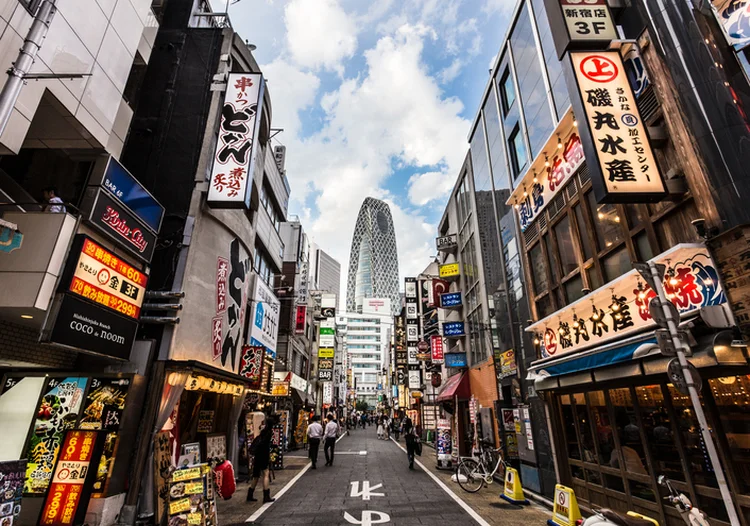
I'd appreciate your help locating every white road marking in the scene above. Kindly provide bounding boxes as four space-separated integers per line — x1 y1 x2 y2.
245 433 349 522
390 437 492 526
336 450 368 455
350 481 384 500
343 510 391 525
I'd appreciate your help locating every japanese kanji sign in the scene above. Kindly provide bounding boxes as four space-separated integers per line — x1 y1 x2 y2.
430 335 444 364
560 0 616 44
68 236 147 319
239 345 264 390
571 51 666 202
39 430 102 526
527 244 727 358
207 73 265 208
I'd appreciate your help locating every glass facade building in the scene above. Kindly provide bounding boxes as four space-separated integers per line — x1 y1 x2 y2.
346 198 401 315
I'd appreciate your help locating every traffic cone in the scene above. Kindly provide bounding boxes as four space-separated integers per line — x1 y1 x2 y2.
500 467 528 505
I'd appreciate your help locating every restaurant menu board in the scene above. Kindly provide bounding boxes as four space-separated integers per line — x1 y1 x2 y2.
197 411 214 433
205 435 226 462
167 465 217 526
154 431 173 523
294 411 309 446
0 460 26 523
436 420 451 462
79 377 130 497
39 430 102 526
25 378 88 494
270 424 284 470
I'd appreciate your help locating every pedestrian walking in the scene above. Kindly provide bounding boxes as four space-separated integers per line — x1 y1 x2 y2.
392 416 400 441
306 415 324 469
384 415 391 440
246 416 276 503
360 413 367 429
403 417 419 470
324 413 339 466
376 414 384 439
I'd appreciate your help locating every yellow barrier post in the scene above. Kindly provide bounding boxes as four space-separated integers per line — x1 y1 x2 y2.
499 467 528 505
547 485 582 526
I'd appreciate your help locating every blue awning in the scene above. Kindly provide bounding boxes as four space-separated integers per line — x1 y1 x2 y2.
530 336 658 378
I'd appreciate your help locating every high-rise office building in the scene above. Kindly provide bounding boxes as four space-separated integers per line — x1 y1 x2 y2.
346 198 400 314
311 244 341 298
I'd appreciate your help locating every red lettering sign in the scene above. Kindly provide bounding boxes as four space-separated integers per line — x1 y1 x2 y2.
430 335 444 363
294 306 306 334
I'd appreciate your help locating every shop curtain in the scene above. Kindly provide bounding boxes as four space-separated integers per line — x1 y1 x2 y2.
140 371 189 519
227 390 248 468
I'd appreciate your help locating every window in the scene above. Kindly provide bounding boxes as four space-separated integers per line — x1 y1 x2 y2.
564 274 584 304
573 205 593 260
544 235 559 282
529 243 548 295
500 69 516 114
554 215 578 276
509 126 527 176
587 192 624 250
602 246 630 282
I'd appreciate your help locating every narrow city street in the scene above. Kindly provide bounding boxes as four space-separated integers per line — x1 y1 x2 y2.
228 427 549 526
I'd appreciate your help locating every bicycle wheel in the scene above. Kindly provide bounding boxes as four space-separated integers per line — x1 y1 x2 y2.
456 459 484 493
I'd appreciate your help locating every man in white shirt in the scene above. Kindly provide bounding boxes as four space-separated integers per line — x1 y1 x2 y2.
323 414 339 466
43 187 66 214
306 415 324 469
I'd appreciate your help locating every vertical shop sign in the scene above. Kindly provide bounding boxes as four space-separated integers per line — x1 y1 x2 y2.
216 257 228 314
25 378 88 494
711 0 750 50
436 419 452 461
207 73 265 208
39 430 103 526
0 460 26 523
430 335 444 364
294 305 306 334
323 382 333 405
569 51 666 203
154 431 172 523
78 377 130 497
270 424 284 470
249 273 281 358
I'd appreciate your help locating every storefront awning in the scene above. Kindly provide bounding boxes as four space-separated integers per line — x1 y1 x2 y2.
436 372 470 402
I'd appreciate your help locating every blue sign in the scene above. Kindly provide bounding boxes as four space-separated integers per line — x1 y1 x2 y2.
443 321 465 337
445 352 467 368
101 157 164 232
439 292 462 308
250 337 275 359
377 383 382 390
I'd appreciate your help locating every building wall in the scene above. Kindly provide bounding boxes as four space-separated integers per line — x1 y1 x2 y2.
0 320 77 369
315 248 341 298
0 0 157 156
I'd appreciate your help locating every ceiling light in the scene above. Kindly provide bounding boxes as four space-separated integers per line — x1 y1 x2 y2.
21 314 33 319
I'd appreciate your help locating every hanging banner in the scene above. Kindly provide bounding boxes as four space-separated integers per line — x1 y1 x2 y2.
239 345 264 390
248 274 280 358
207 73 265 208
430 279 449 307
0 460 26 523
294 305 307 334
528 244 726 358
569 51 666 203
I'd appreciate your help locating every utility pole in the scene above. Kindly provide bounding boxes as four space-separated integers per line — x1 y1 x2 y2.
0 0 56 137
636 261 740 526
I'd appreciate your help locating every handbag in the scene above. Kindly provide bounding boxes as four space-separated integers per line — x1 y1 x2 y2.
415 435 422 456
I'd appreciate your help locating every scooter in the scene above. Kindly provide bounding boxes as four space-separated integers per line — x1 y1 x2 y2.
576 475 710 526
658 475 710 526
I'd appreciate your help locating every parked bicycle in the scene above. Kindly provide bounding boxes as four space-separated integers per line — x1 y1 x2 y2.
455 439 506 493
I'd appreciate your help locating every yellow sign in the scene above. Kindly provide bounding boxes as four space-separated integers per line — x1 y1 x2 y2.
169 497 191 515
550 485 582 526
318 347 334 358
500 467 528 504
272 382 290 396
571 51 665 202
439 263 460 278
172 466 202 482
185 481 204 494
187 512 203 525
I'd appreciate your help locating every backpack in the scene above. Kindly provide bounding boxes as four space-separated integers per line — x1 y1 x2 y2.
248 435 262 455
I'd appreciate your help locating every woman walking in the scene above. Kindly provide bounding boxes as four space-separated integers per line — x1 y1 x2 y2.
376 414 384 439
246 416 276 503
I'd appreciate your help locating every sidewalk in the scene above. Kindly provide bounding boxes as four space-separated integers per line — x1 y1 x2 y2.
405 439 553 526
219 454 310 525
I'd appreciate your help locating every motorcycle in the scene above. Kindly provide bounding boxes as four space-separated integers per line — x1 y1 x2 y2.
576 475 710 526
658 475 710 526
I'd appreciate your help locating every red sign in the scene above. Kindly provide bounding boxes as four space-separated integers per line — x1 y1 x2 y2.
239 345 264 389
294 305 306 334
40 430 99 526
431 279 449 307
579 54 618 83
69 237 147 319
430 335 444 363
216 257 228 313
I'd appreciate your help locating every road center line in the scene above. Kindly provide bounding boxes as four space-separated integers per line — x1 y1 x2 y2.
245 432 349 523
389 437 492 526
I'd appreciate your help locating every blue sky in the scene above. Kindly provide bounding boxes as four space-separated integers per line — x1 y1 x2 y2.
223 0 515 291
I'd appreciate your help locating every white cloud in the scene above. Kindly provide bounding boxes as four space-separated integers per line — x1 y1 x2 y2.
407 169 459 206
284 0 358 72
262 59 320 136
439 58 463 84
482 0 516 16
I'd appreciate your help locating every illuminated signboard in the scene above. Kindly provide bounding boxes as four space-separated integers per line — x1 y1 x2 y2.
39 430 103 526
294 305 306 334
66 236 147 320
430 335 444 364
443 321 466 338
445 353 467 368
439 292 462 308
570 51 666 203
87 189 156 262
439 263 460 279
318 347 334 358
